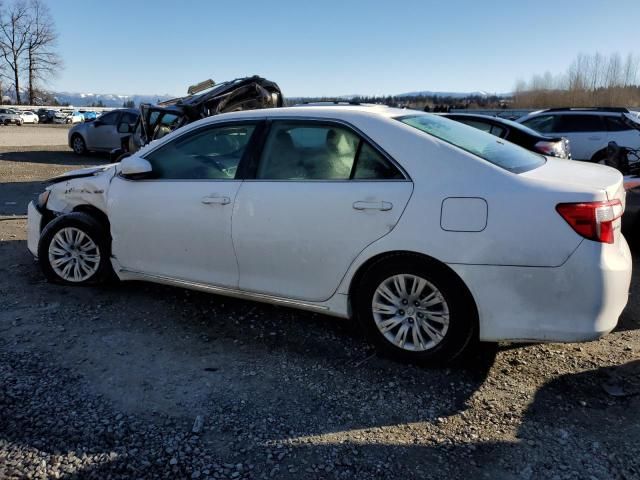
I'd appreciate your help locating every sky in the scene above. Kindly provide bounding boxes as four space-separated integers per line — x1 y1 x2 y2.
43 0 640 97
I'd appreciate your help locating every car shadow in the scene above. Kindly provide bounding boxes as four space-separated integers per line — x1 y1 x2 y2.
0 181 49 215
0 149 107 167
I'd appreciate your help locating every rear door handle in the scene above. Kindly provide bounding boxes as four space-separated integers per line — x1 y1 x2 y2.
201 195 230 205
352 201 393 211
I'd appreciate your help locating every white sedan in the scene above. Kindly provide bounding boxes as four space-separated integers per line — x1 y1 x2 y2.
27 105 632 363
20 110 39 123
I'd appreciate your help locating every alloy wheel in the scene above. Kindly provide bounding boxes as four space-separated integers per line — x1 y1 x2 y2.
372 273 450 352
48 227 101 282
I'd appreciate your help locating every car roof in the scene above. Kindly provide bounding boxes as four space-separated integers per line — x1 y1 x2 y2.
192 104 413 123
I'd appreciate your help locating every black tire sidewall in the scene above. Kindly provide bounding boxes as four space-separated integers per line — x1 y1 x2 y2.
72 135 86 154
355 255 477 364
38 213 110 285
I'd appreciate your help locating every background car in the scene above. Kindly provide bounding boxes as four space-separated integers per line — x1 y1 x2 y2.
517 107 640 162
65 111 84 124
52 110 71 124
0 108 23 125
443 113 571 158
20 110 39 124
68 108 139 154
80 111 97 122
31 106 631 364
36 108 56 123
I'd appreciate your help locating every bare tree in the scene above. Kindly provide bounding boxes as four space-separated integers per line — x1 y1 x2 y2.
0 0 30 103
25 0 60 104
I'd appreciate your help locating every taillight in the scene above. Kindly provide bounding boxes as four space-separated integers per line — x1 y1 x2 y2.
535 140 567 158
556 200 623 244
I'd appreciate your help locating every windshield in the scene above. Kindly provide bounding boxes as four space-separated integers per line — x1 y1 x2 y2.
398 114 546 173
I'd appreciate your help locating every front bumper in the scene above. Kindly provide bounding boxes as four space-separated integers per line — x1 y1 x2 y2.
450 237 632 343
27 201 43 258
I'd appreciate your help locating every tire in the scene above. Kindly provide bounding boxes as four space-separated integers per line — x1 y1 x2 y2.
354 254 477 365
38 212 112 285
71 134 87 155
590 150 607 164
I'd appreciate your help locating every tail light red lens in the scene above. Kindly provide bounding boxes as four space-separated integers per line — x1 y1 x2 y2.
556 200 623 244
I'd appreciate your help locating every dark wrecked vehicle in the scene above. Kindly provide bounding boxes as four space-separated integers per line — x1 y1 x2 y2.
112 75 283 159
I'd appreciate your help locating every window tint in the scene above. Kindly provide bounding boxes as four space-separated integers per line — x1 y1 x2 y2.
399 114 545 174
99 112 119 125
554 115 603 133
605 116 632 132
257 123 359 180
144 124 255 180
522 115 556 133
459 119 492 133
120 112 138 125
353 143 404 179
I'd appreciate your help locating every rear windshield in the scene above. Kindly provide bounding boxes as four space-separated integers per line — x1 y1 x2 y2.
398 114 546 173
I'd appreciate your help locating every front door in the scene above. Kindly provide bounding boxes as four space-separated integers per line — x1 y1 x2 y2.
232 120 413 302
108 122 259 287
86 110 121 150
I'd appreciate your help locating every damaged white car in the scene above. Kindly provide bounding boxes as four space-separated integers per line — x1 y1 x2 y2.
28 105 632 364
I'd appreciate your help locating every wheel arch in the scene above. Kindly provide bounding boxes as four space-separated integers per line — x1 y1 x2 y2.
347 250 479 325
590 147 608 163
71 204 110 236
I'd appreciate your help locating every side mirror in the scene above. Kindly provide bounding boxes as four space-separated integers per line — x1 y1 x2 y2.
117 121 132 134
120 155 152 177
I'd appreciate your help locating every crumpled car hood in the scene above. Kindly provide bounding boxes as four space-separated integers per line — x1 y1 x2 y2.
45 164 119 214
47 164 118 184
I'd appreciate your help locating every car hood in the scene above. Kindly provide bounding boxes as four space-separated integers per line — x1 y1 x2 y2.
47 164 118 184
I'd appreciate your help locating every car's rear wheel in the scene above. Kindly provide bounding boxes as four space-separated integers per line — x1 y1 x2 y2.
355 255 477 364
71 134 87 155
38 212 112 285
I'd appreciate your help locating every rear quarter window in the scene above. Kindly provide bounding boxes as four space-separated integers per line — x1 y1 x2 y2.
399 114 545 174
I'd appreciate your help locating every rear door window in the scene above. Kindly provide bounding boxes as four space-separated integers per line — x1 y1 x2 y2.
522 115 556 133
554 115 604 133
256 122 405 180
605 116 633 132
399 114 545 173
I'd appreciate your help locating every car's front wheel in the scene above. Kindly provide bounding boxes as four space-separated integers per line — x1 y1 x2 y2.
38 212 112 285
71 134 87 155
355 255 477 364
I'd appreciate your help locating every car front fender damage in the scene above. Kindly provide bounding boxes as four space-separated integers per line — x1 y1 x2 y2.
45 166 116 215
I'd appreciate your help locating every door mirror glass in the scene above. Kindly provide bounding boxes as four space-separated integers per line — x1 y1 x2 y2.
117 121 132 134
120 156 152 176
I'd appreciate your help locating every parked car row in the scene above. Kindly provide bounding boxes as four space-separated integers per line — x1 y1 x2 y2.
30 104 631 364
32 108 102 124
0 108 24 125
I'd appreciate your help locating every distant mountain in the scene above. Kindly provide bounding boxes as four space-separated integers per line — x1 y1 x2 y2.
50 91 175 107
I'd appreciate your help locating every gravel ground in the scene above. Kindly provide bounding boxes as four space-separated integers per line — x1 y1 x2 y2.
0 145 639 479
0 124 70 148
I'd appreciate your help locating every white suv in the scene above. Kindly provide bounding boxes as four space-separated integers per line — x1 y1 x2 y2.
518 108 640 162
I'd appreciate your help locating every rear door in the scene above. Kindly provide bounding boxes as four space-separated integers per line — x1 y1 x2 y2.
604 115 640 151
553 114 606 161
232 120 413 302
86 110 121 150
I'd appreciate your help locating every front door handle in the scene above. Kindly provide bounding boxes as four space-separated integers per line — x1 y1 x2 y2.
588 136 602 141
201 195 230 205
353 201 393 211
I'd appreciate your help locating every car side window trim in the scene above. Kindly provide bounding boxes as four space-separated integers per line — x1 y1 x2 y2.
244 117 411 182
122 120 264 182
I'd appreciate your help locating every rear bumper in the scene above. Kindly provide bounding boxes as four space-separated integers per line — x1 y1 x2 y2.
27 201 43 258
450 237 632 343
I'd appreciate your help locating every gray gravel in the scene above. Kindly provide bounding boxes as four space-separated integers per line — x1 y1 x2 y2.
0 145 639 479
